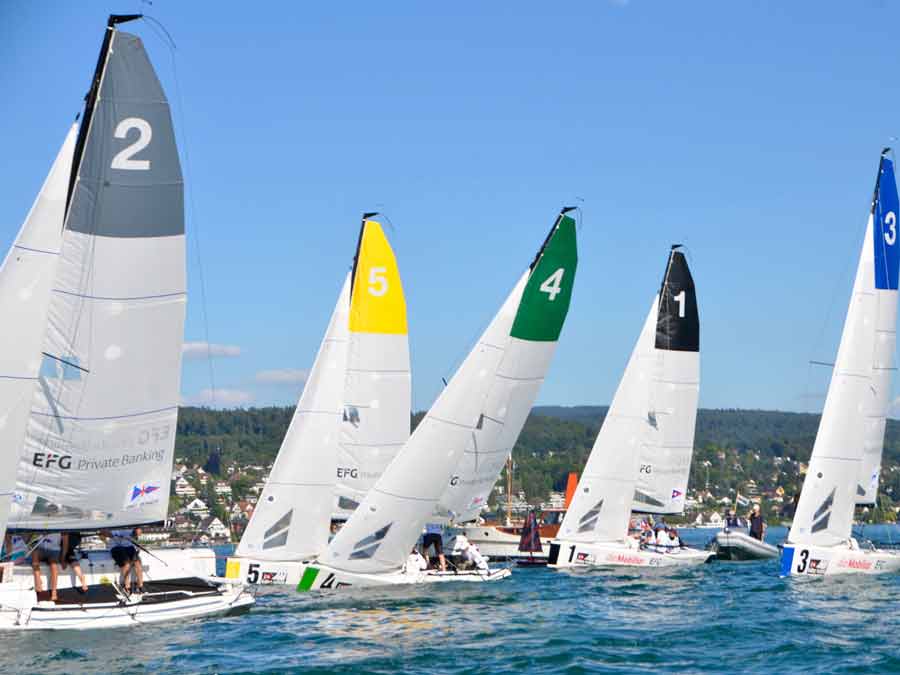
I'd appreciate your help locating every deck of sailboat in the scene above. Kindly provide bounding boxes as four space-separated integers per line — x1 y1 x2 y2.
34 576 224 608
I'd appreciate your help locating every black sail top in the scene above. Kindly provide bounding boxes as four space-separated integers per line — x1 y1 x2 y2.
655 247 699 352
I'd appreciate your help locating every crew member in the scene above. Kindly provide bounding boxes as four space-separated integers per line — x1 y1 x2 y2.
404 547 428 577
748 504 766 541
102 527 144 594
61 532 89 594
422 522 446 571
32 532 62 602
459 537 489 573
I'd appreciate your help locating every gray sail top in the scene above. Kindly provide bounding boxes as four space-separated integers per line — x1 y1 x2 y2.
67 31 183 238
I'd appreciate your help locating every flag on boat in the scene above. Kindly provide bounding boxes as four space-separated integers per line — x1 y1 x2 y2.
518 510 543 553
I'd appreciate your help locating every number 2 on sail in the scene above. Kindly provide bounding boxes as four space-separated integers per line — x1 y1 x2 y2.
111 117 152 170
539 268 565 301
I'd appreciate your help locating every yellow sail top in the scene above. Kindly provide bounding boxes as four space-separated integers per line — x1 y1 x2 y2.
349 219 408 334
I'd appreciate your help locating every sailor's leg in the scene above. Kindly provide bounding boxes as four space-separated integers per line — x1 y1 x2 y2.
49 561 59 601
31 551 43 593
120 560 132 589
72 561 88 592
134 557 144 591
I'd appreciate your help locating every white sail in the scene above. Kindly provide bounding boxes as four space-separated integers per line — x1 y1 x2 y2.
790 154 899 544
335 219 410 517
237 276 350 560
0 125 77 539
560 249 699 543
9 29 186 530
321 210 578 574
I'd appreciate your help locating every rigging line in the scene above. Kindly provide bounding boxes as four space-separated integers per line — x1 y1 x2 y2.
150 16 218 408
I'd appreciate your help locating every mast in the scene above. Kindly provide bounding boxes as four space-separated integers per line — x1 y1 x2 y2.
65 14 142 218
505 456 513 526
349 212 378 301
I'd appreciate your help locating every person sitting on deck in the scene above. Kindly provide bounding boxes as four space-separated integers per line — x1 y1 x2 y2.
653 525 669 551
747 504 766 542
31 532 63 602
61 532 88 594
404 547 428 577
667 528 681 550
422 522 447 571
456 534 488 572
102 528 144 594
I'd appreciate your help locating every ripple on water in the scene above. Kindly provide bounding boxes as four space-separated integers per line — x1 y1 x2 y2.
2 532 900 674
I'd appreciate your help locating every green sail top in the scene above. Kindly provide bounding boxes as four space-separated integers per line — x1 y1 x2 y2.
510 214 578 342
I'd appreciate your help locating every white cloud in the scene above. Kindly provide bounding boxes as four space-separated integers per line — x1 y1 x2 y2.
182 342 241 360
255 368 309 385
184 388 253 407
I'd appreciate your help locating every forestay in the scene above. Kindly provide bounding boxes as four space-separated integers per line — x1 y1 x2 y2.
237 277 350 560
0 126 76 540
321 210 577 574
9 27 186 530
437 214 578 523
790 153 900 546
560 249 699 543
336 219 410 517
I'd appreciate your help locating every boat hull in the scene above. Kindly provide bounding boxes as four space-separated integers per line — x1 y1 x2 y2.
455 526 553 561
779 543 900 577
711 530 779 561
227 555 512 589
292 562 511 590
547 540 713 569
0 574 253 630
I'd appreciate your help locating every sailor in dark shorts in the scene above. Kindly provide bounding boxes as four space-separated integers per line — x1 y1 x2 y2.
61 532 89 593
31 532 63 601
102 528 144 594
422 522 446 571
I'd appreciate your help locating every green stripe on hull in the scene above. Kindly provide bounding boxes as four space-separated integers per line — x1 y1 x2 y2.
510 214 578 341
297 566 319 591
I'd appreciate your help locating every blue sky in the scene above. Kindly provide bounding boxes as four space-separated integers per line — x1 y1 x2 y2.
1 1 898 413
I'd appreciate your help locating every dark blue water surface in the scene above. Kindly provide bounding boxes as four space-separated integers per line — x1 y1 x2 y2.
3 526 900 674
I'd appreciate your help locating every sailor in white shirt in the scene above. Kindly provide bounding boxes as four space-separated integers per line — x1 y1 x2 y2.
667 529 681 550
456 535 489 572
31 532 63 602
404 548 428 577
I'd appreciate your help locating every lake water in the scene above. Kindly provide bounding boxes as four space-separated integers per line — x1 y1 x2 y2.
3 526 900 674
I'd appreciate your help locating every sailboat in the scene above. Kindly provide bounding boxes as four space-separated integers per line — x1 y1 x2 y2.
780 150 900 577
548 247 712 569
293 208 578 589
225 215 410 586
0 15 252 629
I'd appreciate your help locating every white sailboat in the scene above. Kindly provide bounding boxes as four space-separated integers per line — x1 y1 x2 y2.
0 15 252 629
293 208 578 590
781 150 900 577
225 215 410 586
549 247 711 569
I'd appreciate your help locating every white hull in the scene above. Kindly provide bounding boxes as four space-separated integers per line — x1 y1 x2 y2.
293 561 511 590
780 542 900 577
547 539 713 569
712 530 779 561
455 526 551 560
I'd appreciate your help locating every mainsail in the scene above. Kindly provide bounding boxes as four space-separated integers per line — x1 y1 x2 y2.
9 18 186 531
321 210 578 574
236 217 410 560
437 212 579 523
236 276 350 560
0 126 77 540
337 218 410 516
559 248 699 543
789 152 899 546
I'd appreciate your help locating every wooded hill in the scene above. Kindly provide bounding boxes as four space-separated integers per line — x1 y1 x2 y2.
175 406 900 510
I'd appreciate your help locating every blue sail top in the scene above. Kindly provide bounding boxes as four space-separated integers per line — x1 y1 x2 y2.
874 155 899 290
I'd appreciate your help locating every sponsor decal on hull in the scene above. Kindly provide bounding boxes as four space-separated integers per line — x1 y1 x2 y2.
605 553 647 566
837 558 873 571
